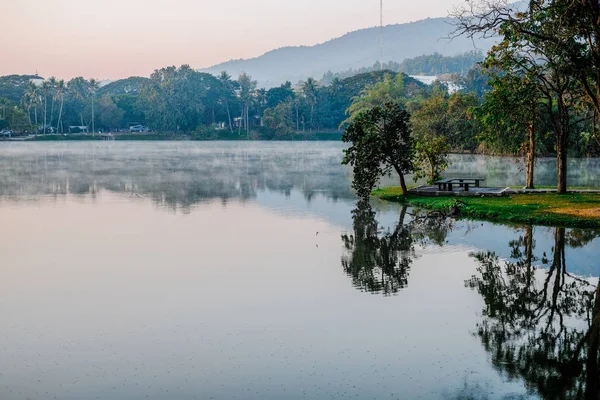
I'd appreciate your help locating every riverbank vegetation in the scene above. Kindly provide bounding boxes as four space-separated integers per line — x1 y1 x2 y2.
373 187 600 228
340 0 600 197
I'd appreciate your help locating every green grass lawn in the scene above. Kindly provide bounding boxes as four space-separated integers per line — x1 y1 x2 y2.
507 185 600 190
373 187 600 228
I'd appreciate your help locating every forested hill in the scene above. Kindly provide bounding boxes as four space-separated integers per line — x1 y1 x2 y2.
0 75 44 102
201 17 496 87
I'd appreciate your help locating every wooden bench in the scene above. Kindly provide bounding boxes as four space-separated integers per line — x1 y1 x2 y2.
435 178 486 192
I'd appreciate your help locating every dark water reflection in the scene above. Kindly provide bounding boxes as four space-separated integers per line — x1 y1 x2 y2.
467 227 600 399
0 142 599 400
342 201 454 295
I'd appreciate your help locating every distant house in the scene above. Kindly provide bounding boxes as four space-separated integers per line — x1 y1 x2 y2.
69 126 88 134
233 115 263 129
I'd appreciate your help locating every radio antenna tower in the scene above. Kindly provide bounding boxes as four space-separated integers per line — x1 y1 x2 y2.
380 0 384 71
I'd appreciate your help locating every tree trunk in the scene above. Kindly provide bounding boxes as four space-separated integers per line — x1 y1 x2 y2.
43 96 47 134
50 97 55 129
526 121 535 189
399 172 408 195
556 126 568 194
56 96 64 133
225 101 233 133
310 104 314 132
91 96 95 134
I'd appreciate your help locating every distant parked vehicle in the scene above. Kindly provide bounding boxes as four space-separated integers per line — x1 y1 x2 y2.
0 129 13 137
129 125 149 132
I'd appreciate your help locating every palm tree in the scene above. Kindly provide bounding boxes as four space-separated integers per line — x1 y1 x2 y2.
237 73 257 133
302 78 318 131
55 80 66 133
218 71 234 133
67 77 90 128
89 78 100 134
48 76 57 129
23 82 39 126
41 80 50 134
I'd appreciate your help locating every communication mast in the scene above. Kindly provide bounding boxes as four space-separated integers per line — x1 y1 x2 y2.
380 0 384 71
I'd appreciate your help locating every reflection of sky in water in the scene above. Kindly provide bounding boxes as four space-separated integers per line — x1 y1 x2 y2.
0 142 599 400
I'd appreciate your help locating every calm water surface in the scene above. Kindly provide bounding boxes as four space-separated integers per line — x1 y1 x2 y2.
0 142 599 400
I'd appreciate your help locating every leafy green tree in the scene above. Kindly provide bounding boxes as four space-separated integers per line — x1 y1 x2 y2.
342 102 414 197
266 81 294 109
475 71 543 188
446 92 480 151
410 88 451 183
263 99 295 137
344 73 405 126
95 96 125 131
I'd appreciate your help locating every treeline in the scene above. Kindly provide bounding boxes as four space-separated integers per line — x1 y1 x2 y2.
0 68 433 138
322 51 484 83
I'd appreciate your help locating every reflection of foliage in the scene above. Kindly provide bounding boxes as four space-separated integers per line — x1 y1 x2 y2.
341 201 453 296
466 226 600 399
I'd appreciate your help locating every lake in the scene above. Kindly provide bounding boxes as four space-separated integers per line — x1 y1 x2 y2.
1 142 599 400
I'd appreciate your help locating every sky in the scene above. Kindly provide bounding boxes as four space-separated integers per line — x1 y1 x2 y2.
1 0 462 80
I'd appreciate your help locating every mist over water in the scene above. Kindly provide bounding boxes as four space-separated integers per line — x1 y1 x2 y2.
0 142 598 400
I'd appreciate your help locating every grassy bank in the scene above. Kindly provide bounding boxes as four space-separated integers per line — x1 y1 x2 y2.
373 187 600 228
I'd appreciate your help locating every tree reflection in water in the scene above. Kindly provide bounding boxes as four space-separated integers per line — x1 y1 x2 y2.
466 226 600 399
341 200 453 296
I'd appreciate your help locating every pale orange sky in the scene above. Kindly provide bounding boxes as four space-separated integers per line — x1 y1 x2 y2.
1 0 461 80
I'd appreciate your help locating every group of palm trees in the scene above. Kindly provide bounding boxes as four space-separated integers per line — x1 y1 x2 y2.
217 71 319 133
22 76 100 134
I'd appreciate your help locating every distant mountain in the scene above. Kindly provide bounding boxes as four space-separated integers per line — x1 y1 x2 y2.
201 17 496 87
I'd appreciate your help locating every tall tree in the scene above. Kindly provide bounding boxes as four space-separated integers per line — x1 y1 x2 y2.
218 71 235 133
89 78 100 134
41 80 50 134
67 77 90 128
48 76 57 129
302 77 318 131
476 71 543 188
342 102 414 197
55 80 66 133
237 73 257 133
410 87 451 183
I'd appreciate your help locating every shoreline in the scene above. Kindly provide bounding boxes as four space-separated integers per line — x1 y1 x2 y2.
373 187 600 229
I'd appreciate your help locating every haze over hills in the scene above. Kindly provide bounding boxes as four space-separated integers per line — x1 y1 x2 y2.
201 17 497 87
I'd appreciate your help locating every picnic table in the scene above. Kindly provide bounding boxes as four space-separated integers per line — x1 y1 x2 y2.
435 178 486 192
